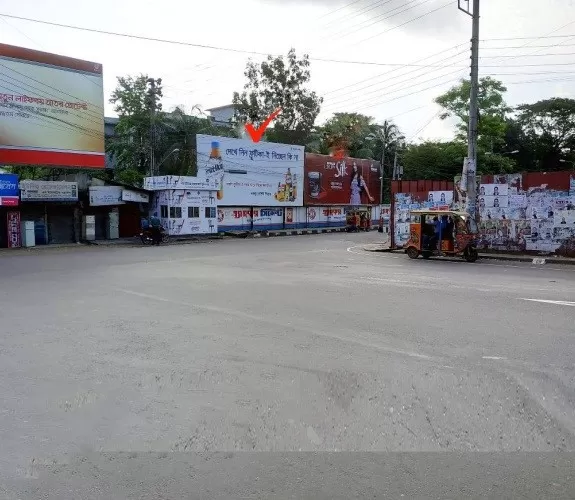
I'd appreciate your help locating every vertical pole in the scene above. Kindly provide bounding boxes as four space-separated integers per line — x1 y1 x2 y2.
462 0 480 218
393 151 398 181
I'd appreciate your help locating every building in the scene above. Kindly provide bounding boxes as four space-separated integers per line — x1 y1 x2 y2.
206 104 235 128
104 116 119 170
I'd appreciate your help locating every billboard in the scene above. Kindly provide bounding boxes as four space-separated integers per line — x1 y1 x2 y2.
0 43 104 168
304 153 381 206
7 211 21 248
196 134 304 207
0 173 19 206
19 180 78 202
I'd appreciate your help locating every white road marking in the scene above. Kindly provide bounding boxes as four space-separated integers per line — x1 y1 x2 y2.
482 356 507 360
520 298 575 307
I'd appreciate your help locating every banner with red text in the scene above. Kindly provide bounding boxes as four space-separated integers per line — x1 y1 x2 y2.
0 43 104 168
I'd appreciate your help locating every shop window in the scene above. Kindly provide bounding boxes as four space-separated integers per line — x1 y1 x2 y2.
170 206 182 218
205 206 216 219
160 205 168 218
188 206 200 218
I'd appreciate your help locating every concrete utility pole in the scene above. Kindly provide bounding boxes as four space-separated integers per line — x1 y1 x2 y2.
459 0 480 218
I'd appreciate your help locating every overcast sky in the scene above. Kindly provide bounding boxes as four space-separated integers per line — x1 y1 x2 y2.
1 0 574 142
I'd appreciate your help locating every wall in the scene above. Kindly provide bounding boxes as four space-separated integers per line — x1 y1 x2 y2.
474 172 575 256
390 172 575 257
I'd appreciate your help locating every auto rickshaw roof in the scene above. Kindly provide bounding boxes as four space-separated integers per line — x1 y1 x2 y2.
408 209 470 217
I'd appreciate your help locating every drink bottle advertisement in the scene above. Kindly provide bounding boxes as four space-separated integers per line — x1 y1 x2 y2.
304 153 382 206
196 134 305 207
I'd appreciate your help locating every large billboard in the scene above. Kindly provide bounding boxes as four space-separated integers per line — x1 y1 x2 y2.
0 43 104 168
196 134 304 207
304 154 381 206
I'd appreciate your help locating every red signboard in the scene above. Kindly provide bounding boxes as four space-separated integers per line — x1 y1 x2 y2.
7 211 21 248
304 153 381 206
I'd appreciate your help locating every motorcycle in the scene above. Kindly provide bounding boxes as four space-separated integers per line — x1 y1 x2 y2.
139 227 169 245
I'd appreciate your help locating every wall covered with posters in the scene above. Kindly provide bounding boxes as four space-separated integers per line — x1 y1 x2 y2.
304 154 381 206
474 172 575 256
391 172 575 256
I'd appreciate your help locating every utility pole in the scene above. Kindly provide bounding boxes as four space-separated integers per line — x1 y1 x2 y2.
146 78 163 177
459 0 480 218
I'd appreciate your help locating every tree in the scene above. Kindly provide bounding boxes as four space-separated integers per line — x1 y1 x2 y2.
232 49 322 145
320 112 376 158
368 120 405 176
402 140 467 180
435 77 512 172
107 74 164 185
516 98 575 171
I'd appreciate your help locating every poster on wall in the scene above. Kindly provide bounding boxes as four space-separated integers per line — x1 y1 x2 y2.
196 134 304 207
0 43 105 168
0 173 19 206
426 191 453 207
7 210 21 248
304 154 381 206
479 184 508 196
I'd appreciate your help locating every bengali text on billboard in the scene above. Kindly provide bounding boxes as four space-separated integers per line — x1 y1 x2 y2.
196 134 304 207
0 43 104 168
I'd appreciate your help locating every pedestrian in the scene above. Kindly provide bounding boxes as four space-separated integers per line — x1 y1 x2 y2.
149 212 162 245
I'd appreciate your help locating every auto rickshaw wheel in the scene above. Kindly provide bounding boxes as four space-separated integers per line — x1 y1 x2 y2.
464 246 478 263
406 247 419 259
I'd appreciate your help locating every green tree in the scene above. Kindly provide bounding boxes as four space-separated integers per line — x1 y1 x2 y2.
516 97 575 171
435 77 513 173
107 74 164 185
232 49 322 145
368 119 405 176
320 112 376 158
402 141 467 180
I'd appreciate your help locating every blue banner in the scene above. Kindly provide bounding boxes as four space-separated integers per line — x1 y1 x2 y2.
0 174 19 197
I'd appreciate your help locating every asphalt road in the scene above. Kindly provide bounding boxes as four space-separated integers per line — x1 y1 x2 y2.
1 233 575 499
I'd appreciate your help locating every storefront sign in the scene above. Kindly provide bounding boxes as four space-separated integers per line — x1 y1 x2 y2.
0 173 19 206
19 180 78 201
89 185 124 206
7 211 21 248
122 189 149 203
143 175 214 191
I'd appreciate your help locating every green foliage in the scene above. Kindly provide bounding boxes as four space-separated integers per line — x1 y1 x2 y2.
516 98 575 171
232 48 322 145
435 77 510 154
402 141 467 180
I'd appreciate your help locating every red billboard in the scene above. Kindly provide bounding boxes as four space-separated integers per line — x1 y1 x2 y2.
304 153 381 206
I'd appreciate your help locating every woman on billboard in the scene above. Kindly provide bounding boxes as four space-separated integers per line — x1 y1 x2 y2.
349 163 374 205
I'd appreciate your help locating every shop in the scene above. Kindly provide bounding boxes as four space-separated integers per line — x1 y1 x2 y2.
19 180 79 245
0 173 20 248
87 184 150 239
144 176 217 235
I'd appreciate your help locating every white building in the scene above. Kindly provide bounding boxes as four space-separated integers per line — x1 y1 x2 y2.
143 176 218 235
206 104 235 127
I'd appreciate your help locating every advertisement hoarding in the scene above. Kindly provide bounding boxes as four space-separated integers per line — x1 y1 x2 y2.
304 154 381 206
122 189 149 203
7 210 21 248
20 180 78 202
196 134 304 207
151 189 217 235
89 185 124 206
0 43 104 168
143 175 214 191
0 173 19 206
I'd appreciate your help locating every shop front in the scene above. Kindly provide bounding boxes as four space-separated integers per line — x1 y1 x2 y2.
0 173 20 248
19 180 78 244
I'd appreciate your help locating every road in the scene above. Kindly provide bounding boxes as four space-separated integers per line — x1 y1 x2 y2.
1 233 575 499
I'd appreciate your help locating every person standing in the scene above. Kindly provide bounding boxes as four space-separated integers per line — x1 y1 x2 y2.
149 212 162 245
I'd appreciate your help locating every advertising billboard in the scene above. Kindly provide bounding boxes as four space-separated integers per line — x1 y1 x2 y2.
304 154 381 206
19 180 78 202
7 211 21 248
0 173 19 206
0 43 104 168
196 134 304 207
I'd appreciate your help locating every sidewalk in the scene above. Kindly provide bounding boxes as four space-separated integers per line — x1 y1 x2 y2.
362 244 575 266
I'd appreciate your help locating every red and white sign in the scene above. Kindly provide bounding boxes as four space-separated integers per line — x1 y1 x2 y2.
0 196 19 206
7 211 21 248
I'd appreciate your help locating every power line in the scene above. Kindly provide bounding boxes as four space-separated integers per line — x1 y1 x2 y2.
316 0 367 21
481 34 575 41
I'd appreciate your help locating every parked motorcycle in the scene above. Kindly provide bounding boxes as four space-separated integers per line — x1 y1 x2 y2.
139 227 169 245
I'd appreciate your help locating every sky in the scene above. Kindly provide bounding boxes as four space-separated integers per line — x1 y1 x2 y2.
1 0 574 143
